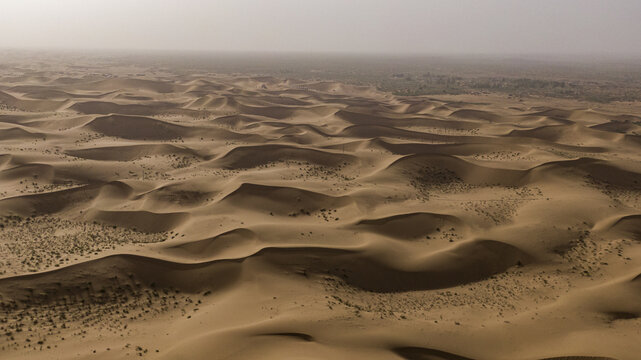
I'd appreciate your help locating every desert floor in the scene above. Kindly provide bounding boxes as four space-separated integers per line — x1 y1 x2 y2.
1 60 641 360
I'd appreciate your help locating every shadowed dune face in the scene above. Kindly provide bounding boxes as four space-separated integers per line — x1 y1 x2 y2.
213 144 357 169
219 183 355 216
1 61 641 360
393 347 474 360
607 214 641 240
254 239 531 292
0 254 242 303
66 144 207 162
85 209 190 233
393 347 617 360
69 101 183 116
353 212 463 239
85 114 191 140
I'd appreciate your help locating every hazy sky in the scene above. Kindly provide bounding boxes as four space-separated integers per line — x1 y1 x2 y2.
1 0 640 55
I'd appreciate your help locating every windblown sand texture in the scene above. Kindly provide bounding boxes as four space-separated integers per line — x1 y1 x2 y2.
1 61 641 360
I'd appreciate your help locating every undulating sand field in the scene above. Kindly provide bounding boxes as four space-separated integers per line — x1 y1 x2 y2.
1 58 641 359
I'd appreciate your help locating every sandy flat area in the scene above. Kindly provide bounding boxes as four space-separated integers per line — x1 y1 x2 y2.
1 59 641 360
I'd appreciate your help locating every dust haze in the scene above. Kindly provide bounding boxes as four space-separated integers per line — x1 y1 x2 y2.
1 0 641 55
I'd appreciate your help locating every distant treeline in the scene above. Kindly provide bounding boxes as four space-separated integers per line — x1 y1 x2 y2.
85 52 641 103
377 73 641 103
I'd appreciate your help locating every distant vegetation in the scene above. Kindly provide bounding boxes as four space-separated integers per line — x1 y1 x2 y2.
376 73 641 103
134 53 641 103
7 51 639 103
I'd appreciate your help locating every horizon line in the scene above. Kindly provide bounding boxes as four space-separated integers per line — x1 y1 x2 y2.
3 46 641 61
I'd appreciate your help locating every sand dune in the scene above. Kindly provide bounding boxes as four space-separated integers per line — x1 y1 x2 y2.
67 144 207 162
259 239 532 292
354 212 463 239
608 214 641 240
0 90 66 112
0 127 46 141
1 61 641 360
8 85 114 100
70 101 161 115
450 108 503 123
85 114 192 140
214 144 356 169
85 78 183 94
219 183 354 215
85 209 190 233
335 109 477 129
383 153 527 186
